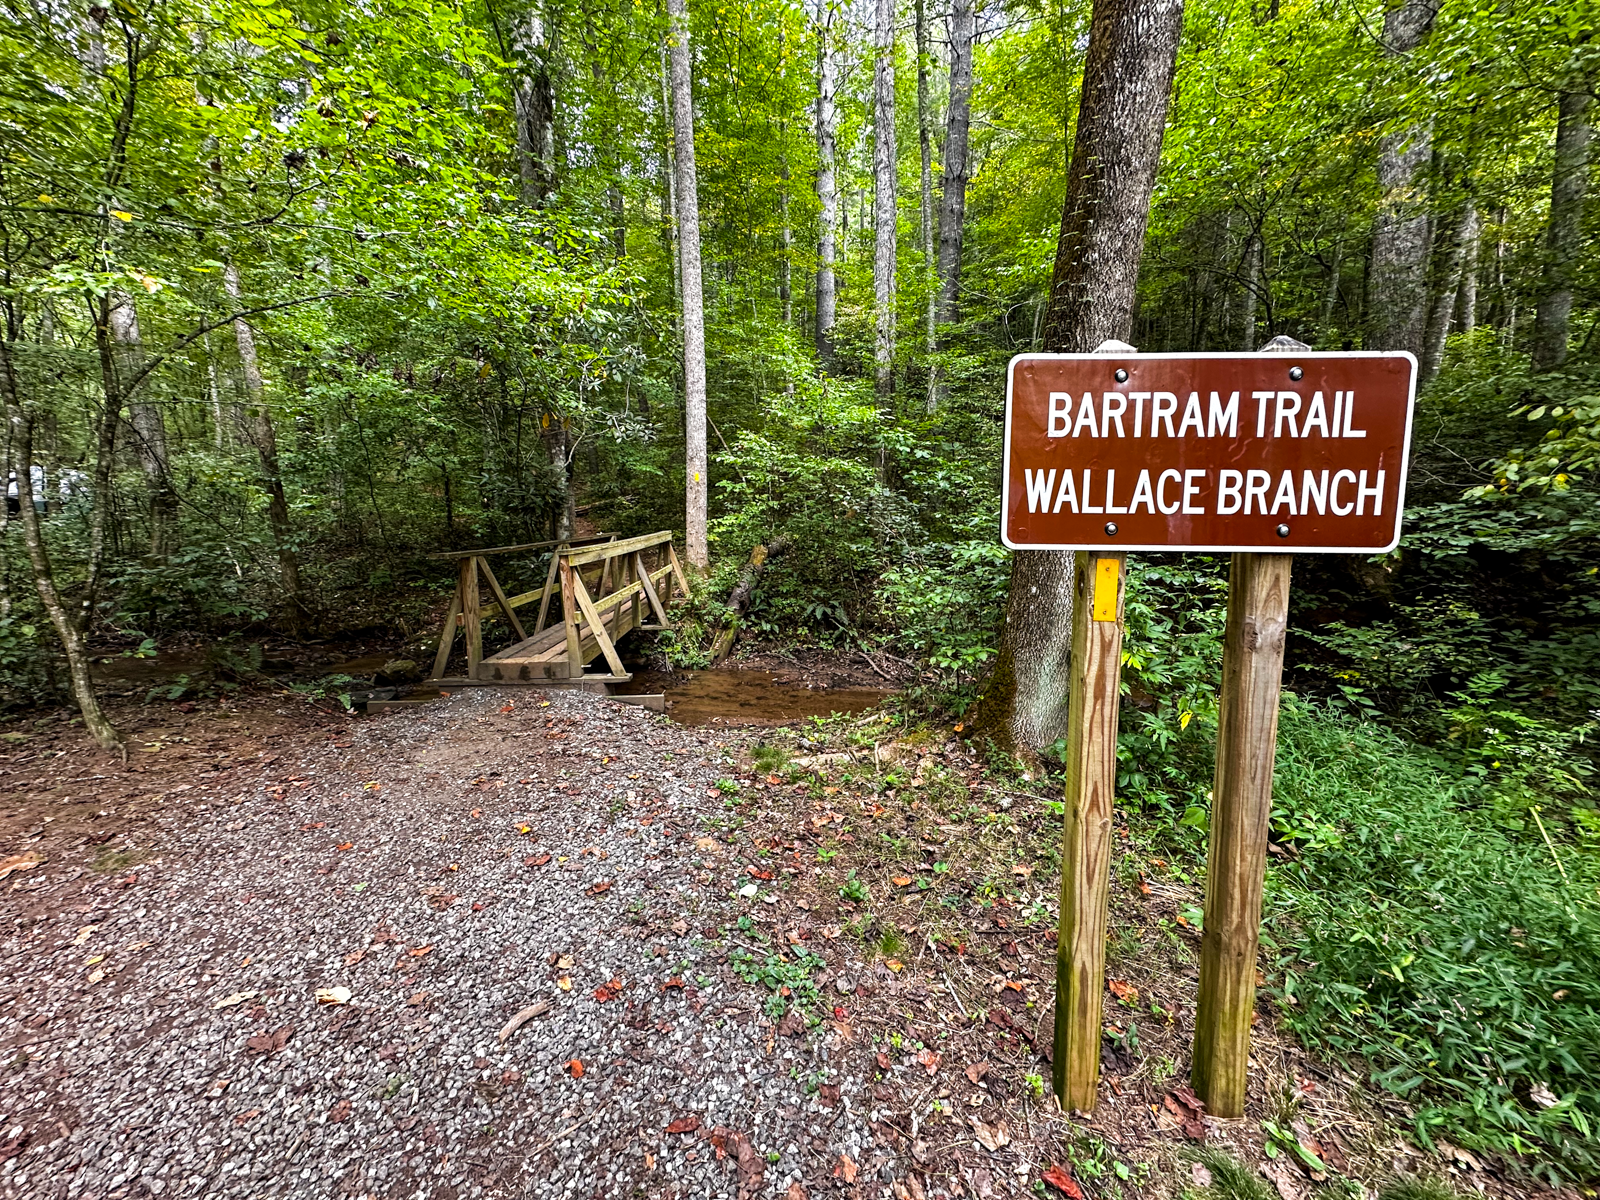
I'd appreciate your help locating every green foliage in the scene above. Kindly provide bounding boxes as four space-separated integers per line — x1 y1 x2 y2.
728 947 825 1018
1264 700 1600 1184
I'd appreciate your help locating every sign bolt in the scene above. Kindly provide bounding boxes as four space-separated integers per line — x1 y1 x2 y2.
1114 369 1129 383
1275 524 1290 538
1288 366 1303 381
1104 522 1119 536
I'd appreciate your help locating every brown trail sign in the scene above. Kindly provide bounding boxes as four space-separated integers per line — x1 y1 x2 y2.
1006 345 1417 1118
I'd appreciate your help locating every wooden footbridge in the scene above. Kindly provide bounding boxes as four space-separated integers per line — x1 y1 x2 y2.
427 531 688 685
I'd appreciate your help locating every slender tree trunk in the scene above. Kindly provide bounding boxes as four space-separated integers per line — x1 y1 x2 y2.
1455 202 1480 333
1318 234 1344 334
106 294 177 558
659 41 682 333
1422 200 1474 381
780 148 793 325
814 0 840 366
977 0 1185 758
1532 87 1593 372
514 5 557 206
0 337 122 751
667 0 708 571
1239 228 1261 351
224 263 304 633
937 0 974 323
1365 0 1442 357
873 0 898 400
916 0 937 412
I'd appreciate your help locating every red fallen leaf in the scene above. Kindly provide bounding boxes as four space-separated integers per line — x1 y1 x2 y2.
328 1098 352 1123
300 822 326 831
892 875 913 887
1043 1163 1084 1199
818 1082 841 1107
233 1108 261 1126
526 854 551 866
986 1007 1016 1030
499 704 515 713
916 1049 942 1075
408 945 433 958
875 1052 891 1070
660 977 686 990
965 1061 991 1085
471 902 484 912
593 977 624 1002
745 866 774 880
833 1155 859 1183
567 1059 584 1078
664 1115 701 1134
343 948 365 967
470 808 482 819
587 880 614 896
244 1025 294 1056
1109 979 1139 1002
336 842 354 851
1137 876 1152 896
707 1128 728 1159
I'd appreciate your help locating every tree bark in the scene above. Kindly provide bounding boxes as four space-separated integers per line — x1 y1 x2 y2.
873 0 898 400
937 0 974 324
514 4 557 206
1422 200 1475 381
977 0 1185 758
0 337 122 751
667 0 708 571
1532 87 1593 372
916 0 937 412
814 0 839 366
107 294 176 558
1365 0 1442 357
1238 226 1261 351
1454 202 1480 333
224 263 304 633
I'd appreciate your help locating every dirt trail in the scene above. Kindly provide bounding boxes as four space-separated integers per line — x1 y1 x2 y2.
0 690 890 1199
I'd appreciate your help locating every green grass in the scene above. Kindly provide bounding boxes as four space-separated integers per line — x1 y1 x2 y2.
1261 699 1599 1184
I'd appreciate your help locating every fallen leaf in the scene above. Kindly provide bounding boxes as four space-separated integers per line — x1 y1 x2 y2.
328 1098 352 1123
337 842 353 851
213 991 258 1010
785 1184 806 1200
244 1026 294 1056
593 978 624 1002
1043 1162 1084 1199
406 991 429 1006
916 1049 942 1075
834 1155 859 1183
661 976 685 990
1192 1162 1214 1189
876 1051 892 1070
587 880 614 896
567 1058 584 1078
969 1116 1010 1151
1108 979 1139 1002
315 987 352 1005
886 959 904 972
233 1108 261 1126
557 976 572 991
665 1115 701 1134
819 1082 841 1107
73 925 97 945
1260 1161 1304 1200
407 945 433 958
670 919 689 935
0 852 45 881
965 1061 991 1084
470 807 482 818
343 949 365 967
892 876 913 887
204 1078 230 1099
526 853 551 866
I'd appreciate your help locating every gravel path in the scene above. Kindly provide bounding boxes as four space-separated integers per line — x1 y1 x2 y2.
1 689 899 1200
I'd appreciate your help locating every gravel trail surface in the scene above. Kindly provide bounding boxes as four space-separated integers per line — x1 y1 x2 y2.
1 689 896 1200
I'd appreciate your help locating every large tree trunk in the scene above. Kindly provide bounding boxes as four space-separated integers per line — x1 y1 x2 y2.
514 5 557 206
1532 87 1593 372
814 0 840 366
667 0 708 571
937 0 974 323
224 263 304 633
1365 0 1442 357
916 0 937 412
107 295 177 558
0 337 122 752
976 0 1185 758
872 0 897 400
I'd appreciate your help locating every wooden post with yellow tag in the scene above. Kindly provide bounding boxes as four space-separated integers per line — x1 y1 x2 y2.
1051 550 1125 1111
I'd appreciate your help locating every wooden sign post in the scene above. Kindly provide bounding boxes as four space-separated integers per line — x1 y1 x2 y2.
1003 342 1417 1116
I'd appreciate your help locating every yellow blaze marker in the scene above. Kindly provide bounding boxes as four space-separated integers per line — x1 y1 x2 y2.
1092 557 1120 622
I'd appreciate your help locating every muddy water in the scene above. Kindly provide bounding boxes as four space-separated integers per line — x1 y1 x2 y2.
617 668 888 727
